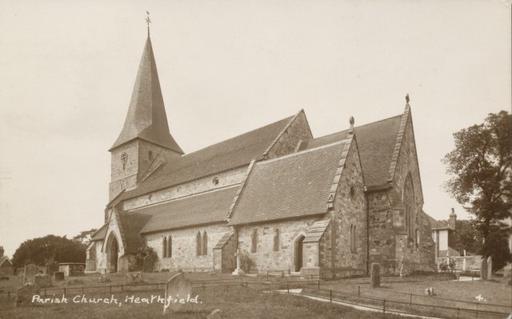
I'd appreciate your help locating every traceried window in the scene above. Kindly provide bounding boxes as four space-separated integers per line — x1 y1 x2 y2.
273 228 280 252
403 174 416 239
251 229 258 253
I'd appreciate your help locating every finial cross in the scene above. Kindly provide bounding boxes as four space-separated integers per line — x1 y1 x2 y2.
145 11 151 36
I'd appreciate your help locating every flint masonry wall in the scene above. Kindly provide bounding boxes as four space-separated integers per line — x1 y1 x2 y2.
145 224 231 272
265 111 313 159
237 217 319 273
123 167 247 211
321 139 367 278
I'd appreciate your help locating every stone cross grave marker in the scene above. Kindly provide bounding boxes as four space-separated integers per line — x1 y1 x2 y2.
163 271 193 315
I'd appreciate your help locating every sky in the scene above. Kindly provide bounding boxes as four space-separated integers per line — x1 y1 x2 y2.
0 0 510 257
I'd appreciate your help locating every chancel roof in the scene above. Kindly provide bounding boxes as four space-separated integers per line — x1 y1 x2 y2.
301 115 402 188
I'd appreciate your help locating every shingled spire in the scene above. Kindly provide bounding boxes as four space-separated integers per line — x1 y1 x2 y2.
110 35 183 154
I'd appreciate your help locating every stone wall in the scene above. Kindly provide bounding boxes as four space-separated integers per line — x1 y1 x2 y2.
265 111 313 159
367 111 435 274
325 138 367 278
237 218 318 273
123 167 247 211
144 224 231 272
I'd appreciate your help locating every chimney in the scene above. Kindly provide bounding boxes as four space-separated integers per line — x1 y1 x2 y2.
448 208 457 230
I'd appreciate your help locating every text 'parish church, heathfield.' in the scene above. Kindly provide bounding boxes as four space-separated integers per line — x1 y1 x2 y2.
85 32 436 279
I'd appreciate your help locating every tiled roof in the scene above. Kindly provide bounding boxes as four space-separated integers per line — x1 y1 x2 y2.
300 114 402 187
229 141 349 225
432 219 454 230
304 219 330 243
91 224 108 241
137 186 239 234
119 115 294 200
110 37 183 153
118 212 153 254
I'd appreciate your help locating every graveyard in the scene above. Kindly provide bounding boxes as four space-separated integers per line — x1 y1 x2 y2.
0 267 511 319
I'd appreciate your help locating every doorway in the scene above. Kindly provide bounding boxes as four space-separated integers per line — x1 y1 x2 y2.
294 235 305 272
106 234 119 273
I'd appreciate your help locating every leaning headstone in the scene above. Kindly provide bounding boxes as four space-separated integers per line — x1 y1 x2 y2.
480 258 488 280
163 271 193 314
207 309 222 319
54 272 64 281
486 257 493 280
23 264 39 284
371 263 381 288
16 284 40 307
34 274 51 288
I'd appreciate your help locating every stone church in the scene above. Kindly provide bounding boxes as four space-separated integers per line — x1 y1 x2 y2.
85 34 435 278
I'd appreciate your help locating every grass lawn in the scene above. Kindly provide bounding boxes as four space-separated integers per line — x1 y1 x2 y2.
0 285 403 319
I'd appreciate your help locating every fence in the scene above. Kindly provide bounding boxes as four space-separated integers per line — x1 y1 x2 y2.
0 277 510 319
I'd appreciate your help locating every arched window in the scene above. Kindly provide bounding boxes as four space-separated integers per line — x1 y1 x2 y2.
415 229 420 248
202 232 208 256
273 228 280 252
251 229 258 253
403 174 415 238
196 232 201 256
350 225 356 253
167 236 172 258
162 237 167 258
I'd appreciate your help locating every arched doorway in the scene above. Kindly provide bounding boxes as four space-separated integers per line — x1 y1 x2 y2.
294 235 305 272
106 234 119 273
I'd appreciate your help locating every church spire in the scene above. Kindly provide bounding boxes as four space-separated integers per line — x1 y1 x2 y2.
110 30 183 154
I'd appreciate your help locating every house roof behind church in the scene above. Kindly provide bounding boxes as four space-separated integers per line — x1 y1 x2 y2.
301 114 402 187
119 115 294 200
229 141 349 225
137 186 239 234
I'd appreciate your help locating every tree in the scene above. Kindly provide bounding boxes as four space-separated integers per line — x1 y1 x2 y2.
444 111 512 269
12 235 86 268
72 228 97 246
451 220 483 255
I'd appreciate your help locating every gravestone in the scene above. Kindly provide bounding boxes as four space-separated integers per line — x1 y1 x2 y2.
486 257 493 280
23 264 39 284
54 272 64 281
480 258 488 280
371 263 381 288
16 284 40 307
34 274 51 288
207 309 222 319
163 271 193 314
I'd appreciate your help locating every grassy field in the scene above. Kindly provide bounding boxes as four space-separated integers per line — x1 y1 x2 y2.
0 285 404 319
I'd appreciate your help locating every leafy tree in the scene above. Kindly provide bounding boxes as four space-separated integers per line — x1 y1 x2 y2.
12 235 86 268
72 228 97 245
444 111 512 268
451 220 483 255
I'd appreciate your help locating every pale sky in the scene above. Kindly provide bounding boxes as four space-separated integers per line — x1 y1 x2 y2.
0 0 510 257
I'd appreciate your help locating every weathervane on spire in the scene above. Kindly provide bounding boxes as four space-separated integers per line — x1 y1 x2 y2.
146 11 151 36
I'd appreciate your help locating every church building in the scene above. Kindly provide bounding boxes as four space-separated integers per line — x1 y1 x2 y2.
85 33 435 278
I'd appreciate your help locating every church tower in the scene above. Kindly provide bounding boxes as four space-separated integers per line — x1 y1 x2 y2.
109 34 183 200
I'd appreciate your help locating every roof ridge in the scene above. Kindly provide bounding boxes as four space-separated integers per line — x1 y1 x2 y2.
128 184 240 213
181 115 295 158
258 138 350 165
